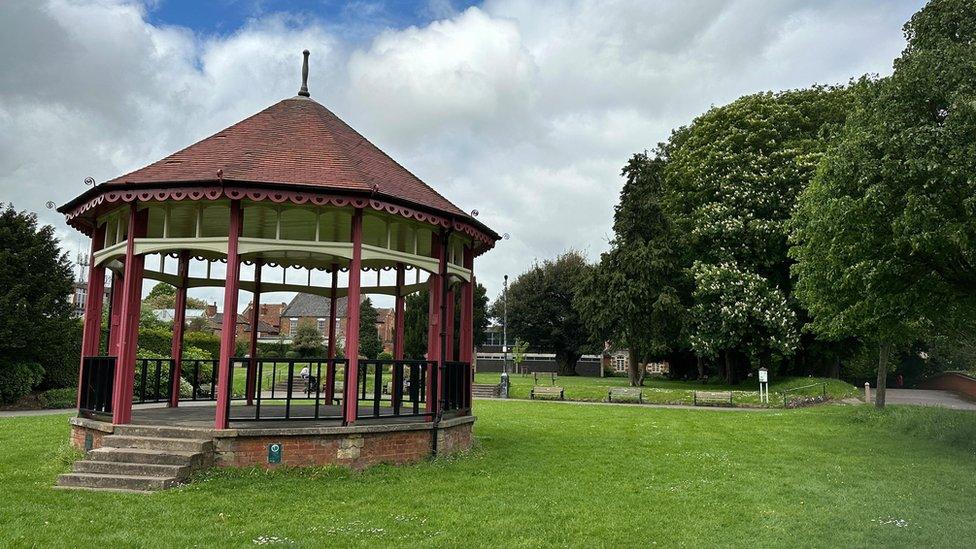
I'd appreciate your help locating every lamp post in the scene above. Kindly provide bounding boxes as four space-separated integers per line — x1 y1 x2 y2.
501 274 509 398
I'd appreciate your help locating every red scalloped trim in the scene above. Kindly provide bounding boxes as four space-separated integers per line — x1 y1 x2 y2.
64 185 496 253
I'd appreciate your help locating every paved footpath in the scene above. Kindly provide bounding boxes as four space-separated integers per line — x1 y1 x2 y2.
884 388 976 411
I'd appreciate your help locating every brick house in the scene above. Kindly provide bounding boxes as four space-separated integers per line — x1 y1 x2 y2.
280 293 350 347
241 301 285 336
375 307 395 352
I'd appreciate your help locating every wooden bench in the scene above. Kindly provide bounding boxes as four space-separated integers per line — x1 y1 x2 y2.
530 385 564 400
533 372 558 386
608 387 643 404
694 390 734 407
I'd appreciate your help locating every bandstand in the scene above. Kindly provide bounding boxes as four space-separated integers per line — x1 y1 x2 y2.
56 52 497 482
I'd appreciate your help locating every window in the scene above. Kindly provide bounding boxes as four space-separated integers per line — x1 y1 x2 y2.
317 318 326 334
613 354 627 373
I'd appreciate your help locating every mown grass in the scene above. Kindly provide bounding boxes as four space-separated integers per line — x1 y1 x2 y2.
1 401 974 547
475 372 859 406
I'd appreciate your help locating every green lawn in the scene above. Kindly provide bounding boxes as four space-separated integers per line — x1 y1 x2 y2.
475 372 859 406
1 401 975 546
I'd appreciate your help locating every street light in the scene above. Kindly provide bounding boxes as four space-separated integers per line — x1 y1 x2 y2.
501 274 509 397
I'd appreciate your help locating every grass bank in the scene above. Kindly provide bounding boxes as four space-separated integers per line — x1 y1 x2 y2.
474 372 859 406
1 401 973 547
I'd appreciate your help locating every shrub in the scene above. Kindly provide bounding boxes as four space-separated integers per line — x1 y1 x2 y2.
285 350 300 359
378 351 394 360
0 361 45 404
39 387 77 409
39 319 83 390
184 331 221 357
137 327 174 356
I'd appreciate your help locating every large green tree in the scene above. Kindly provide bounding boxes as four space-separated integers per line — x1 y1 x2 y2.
658 86 852 380
790 0 976 408
0 205 77 399
494 252 593 375
358 297 384 360
143 282 207 310
403 283 490 360
575 154 686 386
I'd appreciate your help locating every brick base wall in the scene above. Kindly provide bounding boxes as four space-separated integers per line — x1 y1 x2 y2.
215 419 474 469
70 423 112 452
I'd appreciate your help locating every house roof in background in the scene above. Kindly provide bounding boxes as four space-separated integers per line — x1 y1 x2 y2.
281 293 349 318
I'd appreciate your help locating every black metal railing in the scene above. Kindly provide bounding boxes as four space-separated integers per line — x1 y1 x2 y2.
354 359 433 419
79 356 115 416
133 358 175 404
182 358 219 401
212 357 471 424
228 357 349 422
442 361 472 412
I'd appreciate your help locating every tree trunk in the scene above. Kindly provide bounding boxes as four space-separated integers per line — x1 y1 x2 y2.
696 355 705 380
876 341 891 410
555 350 580 376
626 348 647 386
724 351 733 385
829 355 841 379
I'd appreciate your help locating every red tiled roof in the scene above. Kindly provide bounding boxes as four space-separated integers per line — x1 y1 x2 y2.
104 96 467 218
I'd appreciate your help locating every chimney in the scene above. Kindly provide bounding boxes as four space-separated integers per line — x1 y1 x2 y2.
205 302 217 317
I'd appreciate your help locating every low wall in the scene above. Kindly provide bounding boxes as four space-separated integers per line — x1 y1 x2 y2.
214 416 474 469
476 358 602 376
917 372 976 400
68 415 475 470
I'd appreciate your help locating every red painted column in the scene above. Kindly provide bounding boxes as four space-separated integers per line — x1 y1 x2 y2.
245 262 262 406
327 266 339 359
393 264 405 360
168 252 190 407
77 224 106 408
325 265 338 404
107 272 125 356
445 289 456 362
215 200 243 429
461 247 475 411
425 234 442 413
112 205 147 424
343 210 363 425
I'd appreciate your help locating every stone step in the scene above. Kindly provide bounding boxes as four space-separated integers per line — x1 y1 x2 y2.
88 447 204 467
56 472 180 492
102 435 214 453
114 424 216 440
73 460 190 479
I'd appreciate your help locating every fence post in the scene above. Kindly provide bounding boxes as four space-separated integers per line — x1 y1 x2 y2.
864 382 871 403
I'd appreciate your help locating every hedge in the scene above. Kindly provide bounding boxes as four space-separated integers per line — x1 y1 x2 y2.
0 362 45 404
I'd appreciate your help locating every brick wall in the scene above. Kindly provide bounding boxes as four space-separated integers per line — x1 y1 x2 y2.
70 424 109 451
214 420 473 469
918 372 976 400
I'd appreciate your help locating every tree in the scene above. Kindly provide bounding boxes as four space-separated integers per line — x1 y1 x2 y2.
0 204 76 398
576 154 687 386
511 339 529 374
404 289 429 359
143 282 207 310
493 252 593 375
658 86 852 381
359 297 383 360
291 318 323 357
790 0 976 408
404 283 490 360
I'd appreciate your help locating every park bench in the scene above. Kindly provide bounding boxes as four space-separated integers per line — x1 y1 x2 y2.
533 372 558 385
693 390 734 407
607 387 643 404
530 385 564 400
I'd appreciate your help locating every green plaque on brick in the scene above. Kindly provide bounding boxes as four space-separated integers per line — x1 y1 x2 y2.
268 443 282 464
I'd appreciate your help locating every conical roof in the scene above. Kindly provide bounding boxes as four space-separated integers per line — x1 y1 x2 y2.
104 96 468 219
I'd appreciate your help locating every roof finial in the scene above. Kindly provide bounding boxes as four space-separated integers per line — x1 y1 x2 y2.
298 49 310 97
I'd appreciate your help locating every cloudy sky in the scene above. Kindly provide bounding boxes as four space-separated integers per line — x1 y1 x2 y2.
0 0 923 309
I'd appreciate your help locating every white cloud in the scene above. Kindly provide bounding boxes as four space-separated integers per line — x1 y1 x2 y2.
0 0 923 308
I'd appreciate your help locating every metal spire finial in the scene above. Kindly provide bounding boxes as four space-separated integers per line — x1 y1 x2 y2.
298 50 310 97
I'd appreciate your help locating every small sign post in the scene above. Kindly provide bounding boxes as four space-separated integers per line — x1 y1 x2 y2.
758 368 769 404
268 443 282 464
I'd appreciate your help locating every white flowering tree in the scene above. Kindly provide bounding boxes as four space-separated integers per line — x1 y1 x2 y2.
689 262 798 382
658 87 851 380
